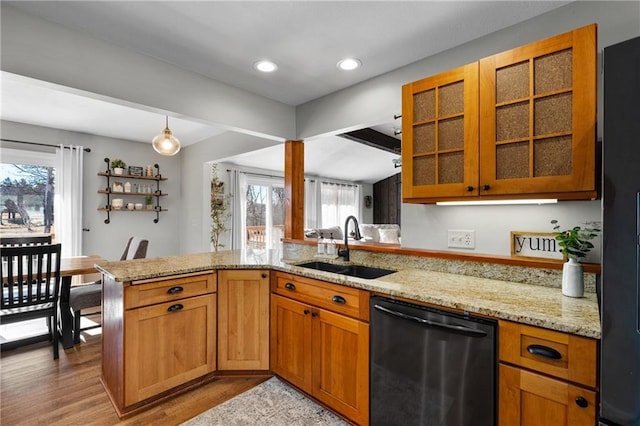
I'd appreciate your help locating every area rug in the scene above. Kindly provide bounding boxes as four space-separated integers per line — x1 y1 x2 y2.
182 377 349 425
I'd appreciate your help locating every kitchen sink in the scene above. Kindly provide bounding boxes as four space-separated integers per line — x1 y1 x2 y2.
296 261 396 279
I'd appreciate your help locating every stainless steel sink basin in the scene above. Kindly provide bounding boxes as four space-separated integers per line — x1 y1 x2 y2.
296 261 396 279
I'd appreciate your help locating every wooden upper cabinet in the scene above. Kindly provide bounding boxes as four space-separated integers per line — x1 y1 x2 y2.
479 24 597 199
402 24 597 203
402 62 479 201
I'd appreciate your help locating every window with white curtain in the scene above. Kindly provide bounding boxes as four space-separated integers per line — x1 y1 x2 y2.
320 181 359 230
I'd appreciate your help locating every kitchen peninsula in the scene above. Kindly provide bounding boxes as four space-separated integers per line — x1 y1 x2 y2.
96 244 600 423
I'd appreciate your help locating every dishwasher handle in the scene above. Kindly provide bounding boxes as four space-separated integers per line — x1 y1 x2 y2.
374 304 488 337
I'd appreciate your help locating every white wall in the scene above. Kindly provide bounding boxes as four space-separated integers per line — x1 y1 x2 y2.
1 120 182 260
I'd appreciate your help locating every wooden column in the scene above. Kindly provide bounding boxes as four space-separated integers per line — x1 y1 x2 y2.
284 140 304 240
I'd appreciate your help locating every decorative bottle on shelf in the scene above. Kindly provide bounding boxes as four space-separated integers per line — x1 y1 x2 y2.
317 233 325 255
327 232 336 256
124 182 131 193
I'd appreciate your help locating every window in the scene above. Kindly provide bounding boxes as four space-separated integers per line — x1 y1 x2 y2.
0 149 56 238
320 181 359 230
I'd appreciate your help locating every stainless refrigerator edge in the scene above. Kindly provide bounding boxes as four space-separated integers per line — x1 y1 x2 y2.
600 35 640 426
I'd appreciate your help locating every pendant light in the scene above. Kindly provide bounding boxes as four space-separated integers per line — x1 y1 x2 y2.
152 116 181 156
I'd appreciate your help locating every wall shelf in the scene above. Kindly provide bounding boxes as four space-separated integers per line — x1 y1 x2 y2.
98 157 168 224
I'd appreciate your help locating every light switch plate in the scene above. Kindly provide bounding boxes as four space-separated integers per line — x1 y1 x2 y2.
448 229 475 249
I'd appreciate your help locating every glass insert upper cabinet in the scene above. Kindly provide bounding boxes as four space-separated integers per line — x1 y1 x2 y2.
402 63 479 201
402 24 597 203
478 24 596 199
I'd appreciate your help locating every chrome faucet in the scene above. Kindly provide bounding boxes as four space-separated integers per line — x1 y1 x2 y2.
338 215 362 262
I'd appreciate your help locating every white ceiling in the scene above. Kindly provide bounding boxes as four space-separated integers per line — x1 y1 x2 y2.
1 1 570 183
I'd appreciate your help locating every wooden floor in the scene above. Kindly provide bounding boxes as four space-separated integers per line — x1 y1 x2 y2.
0 321 267 426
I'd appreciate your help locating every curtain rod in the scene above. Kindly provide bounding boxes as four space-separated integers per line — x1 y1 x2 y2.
0 139 91 152
226 169 282 180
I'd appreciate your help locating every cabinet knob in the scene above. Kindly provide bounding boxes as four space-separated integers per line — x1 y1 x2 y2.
284 282 296 291
575 396 589 408
311 311 318 318
167 304 184 312
167 286 184 294
261 273 268 279
466 186 474 192
304 309 310 315
482 184 491 191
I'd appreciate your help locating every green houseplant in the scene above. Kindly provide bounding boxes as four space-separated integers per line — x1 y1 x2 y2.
551 220 601 298
145 195 154 210
210 163 232 252
110 159 126 175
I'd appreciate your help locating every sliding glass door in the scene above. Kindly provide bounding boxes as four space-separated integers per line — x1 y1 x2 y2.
244 175 284 250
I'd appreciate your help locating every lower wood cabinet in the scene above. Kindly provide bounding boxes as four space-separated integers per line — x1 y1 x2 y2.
217 269 270 370
498 320 598 425
102 271 217 416
271 272 369 426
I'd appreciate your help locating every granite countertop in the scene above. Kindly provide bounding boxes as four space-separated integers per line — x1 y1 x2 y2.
95 249 601 339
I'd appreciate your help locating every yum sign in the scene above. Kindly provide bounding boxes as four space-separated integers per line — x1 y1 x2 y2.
510 231 563 260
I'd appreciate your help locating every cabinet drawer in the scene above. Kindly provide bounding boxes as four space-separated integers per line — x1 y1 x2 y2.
499 320 597 388
274 272 369 321
125 272 216 309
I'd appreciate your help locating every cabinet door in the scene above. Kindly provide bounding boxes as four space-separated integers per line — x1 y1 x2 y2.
270 294 312 391
499 364 596 426
479 24 596 199
311 307 369 426
124 294 216 406
217 270 270 370
402 62 479 202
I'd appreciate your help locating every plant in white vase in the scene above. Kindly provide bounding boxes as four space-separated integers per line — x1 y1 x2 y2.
551 220 601 297
111 158 126 175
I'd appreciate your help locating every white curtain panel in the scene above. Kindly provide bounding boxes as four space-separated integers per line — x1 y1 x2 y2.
230 169 247 250
304 178 318 230
55 145 83 257
320 182 358 230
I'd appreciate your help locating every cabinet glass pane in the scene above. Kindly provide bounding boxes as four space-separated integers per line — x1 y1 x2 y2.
413 156 435 186
496 142 529 179
438 81 464 116
534 49 572 95
496 61 529 103
534 93 572 136
438 117 464 150
534 136 572 177
438 152 464 184
413 123 435 153
413 89 435 122
496 102 529 141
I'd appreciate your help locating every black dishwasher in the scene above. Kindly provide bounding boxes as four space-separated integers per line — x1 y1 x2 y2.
370 296 497 426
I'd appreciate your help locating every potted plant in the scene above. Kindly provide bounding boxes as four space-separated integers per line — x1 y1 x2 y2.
210 163 232 252
145 195 154 210
551 220 601 297
111 159 126 175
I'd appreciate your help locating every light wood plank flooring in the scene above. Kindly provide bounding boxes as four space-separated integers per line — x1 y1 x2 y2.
1 319 267 426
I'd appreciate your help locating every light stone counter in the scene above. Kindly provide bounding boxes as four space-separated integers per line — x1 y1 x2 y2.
95 249 600 339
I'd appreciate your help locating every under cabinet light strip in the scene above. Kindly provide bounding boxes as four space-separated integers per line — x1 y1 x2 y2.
435 199 558 206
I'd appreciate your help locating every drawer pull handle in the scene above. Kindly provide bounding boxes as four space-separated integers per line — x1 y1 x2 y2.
527 344 562 360
167 286 184 294
575 396 589 408
332 295 346 304
167 304 184 312
284 282 296 291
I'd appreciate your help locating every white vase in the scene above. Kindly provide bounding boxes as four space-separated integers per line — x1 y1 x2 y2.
113 167 124 175
562 258 584 298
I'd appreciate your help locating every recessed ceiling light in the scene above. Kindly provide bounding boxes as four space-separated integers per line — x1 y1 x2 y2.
254 60 278 73
337 58 361 71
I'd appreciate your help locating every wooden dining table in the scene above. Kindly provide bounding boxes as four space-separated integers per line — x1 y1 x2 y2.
58 255 103 349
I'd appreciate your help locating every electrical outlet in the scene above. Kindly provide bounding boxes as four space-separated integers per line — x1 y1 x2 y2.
447 229 476 249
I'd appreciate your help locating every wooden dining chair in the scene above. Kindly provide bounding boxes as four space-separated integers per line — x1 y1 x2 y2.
0 235 53 247
69 237 148 344
1 243 62 359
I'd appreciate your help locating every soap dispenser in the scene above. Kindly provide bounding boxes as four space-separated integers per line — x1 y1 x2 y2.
327 232 336 256
317 233 325 255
